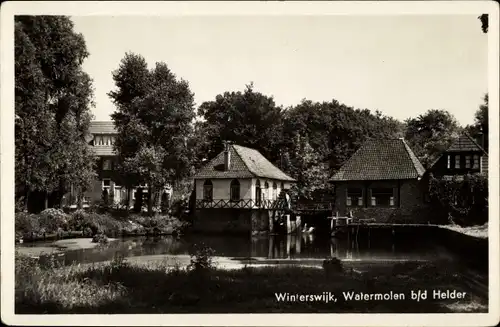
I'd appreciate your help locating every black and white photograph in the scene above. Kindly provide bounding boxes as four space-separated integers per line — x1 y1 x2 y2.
1 1 499 326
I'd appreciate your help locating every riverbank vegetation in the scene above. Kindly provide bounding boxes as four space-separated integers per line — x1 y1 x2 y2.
15 249 487 314
15 208 189 243
429 174 488 227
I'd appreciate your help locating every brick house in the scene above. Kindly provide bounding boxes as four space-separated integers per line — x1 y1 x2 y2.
330 138 427 223
192 143 295 234
67 121 172 209
427 132 488 180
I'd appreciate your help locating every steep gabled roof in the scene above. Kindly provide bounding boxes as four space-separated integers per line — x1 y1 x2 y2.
446 132 488 154
429 132 488 169
330 138 426 181
89 121 116 134
193 144 295 181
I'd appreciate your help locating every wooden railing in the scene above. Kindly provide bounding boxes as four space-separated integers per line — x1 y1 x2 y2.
195 199 277 209
196 198 333 212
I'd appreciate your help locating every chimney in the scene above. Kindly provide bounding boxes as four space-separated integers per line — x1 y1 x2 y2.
224 141 231 171
477 130 485 149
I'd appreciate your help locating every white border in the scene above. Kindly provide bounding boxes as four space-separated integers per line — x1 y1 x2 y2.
1 1 499 326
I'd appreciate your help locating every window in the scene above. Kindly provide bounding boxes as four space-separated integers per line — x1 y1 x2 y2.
102 159 112 171
281 182 284 190
455 155 460 169
203 180 213 201
272 182 278 200
346 188 363 207
102 179 111 190
255 180 262 206
447 155 451 169
473 155 480 169
465 155 471 169
370 188 395 207
230 179 240 201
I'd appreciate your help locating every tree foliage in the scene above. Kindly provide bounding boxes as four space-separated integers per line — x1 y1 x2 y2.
15 16 96 212
465 94 489 151
283 100 405 172
428 174 488 226
283 135 330 200
404 109 462 168
195 83 285 165
109 54 196 215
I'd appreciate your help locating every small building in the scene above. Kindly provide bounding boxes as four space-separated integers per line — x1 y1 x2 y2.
330 138 427 223
192 143 295 234
428 132 488 180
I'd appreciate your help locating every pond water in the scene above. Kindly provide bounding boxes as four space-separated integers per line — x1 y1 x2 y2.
16 230 456 268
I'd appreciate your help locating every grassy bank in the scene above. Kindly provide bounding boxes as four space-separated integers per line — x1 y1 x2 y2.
15 252 487 314
440 223 488 239
15 208 189 242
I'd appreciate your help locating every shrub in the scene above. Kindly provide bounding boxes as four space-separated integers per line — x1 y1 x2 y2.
15 212 40 234
67 209 87 231
187 243 216 273
38 208 70 233
91 233 109 244
69 211 124 237
429 174 488 226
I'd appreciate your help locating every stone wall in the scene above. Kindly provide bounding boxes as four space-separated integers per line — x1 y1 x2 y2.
192 208 269 235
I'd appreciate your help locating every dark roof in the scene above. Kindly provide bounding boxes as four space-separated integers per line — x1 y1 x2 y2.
89 121 116 134
429 132 488 169
446 133 487 154
193 144 295 181
330 138 426 181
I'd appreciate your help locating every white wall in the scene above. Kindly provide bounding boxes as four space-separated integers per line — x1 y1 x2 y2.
195 178 252 200
195 178 294 202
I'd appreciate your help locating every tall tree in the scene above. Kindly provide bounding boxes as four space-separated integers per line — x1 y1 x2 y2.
196 83 285 164
404 109 462 168
283 135 329 200
465 94 489 151
109 55 196 215
283 99 404 173
15 16 96 212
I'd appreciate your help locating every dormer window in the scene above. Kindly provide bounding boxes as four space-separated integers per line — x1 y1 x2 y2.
94 134 115 146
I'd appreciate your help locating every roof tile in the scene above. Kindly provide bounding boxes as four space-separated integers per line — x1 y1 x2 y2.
193 144 295 181
89 121 116 134
447 133 487 154
330 139 425 181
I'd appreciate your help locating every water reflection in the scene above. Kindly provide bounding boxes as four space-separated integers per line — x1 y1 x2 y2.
17 231 451 266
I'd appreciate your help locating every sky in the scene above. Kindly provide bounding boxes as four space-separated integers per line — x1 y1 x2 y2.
70 15 488 126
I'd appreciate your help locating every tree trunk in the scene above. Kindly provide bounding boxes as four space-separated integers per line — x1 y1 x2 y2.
26 189 30 212
127 188 132 212
59 178 66 208
148 185 153 216
77 188 83 209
